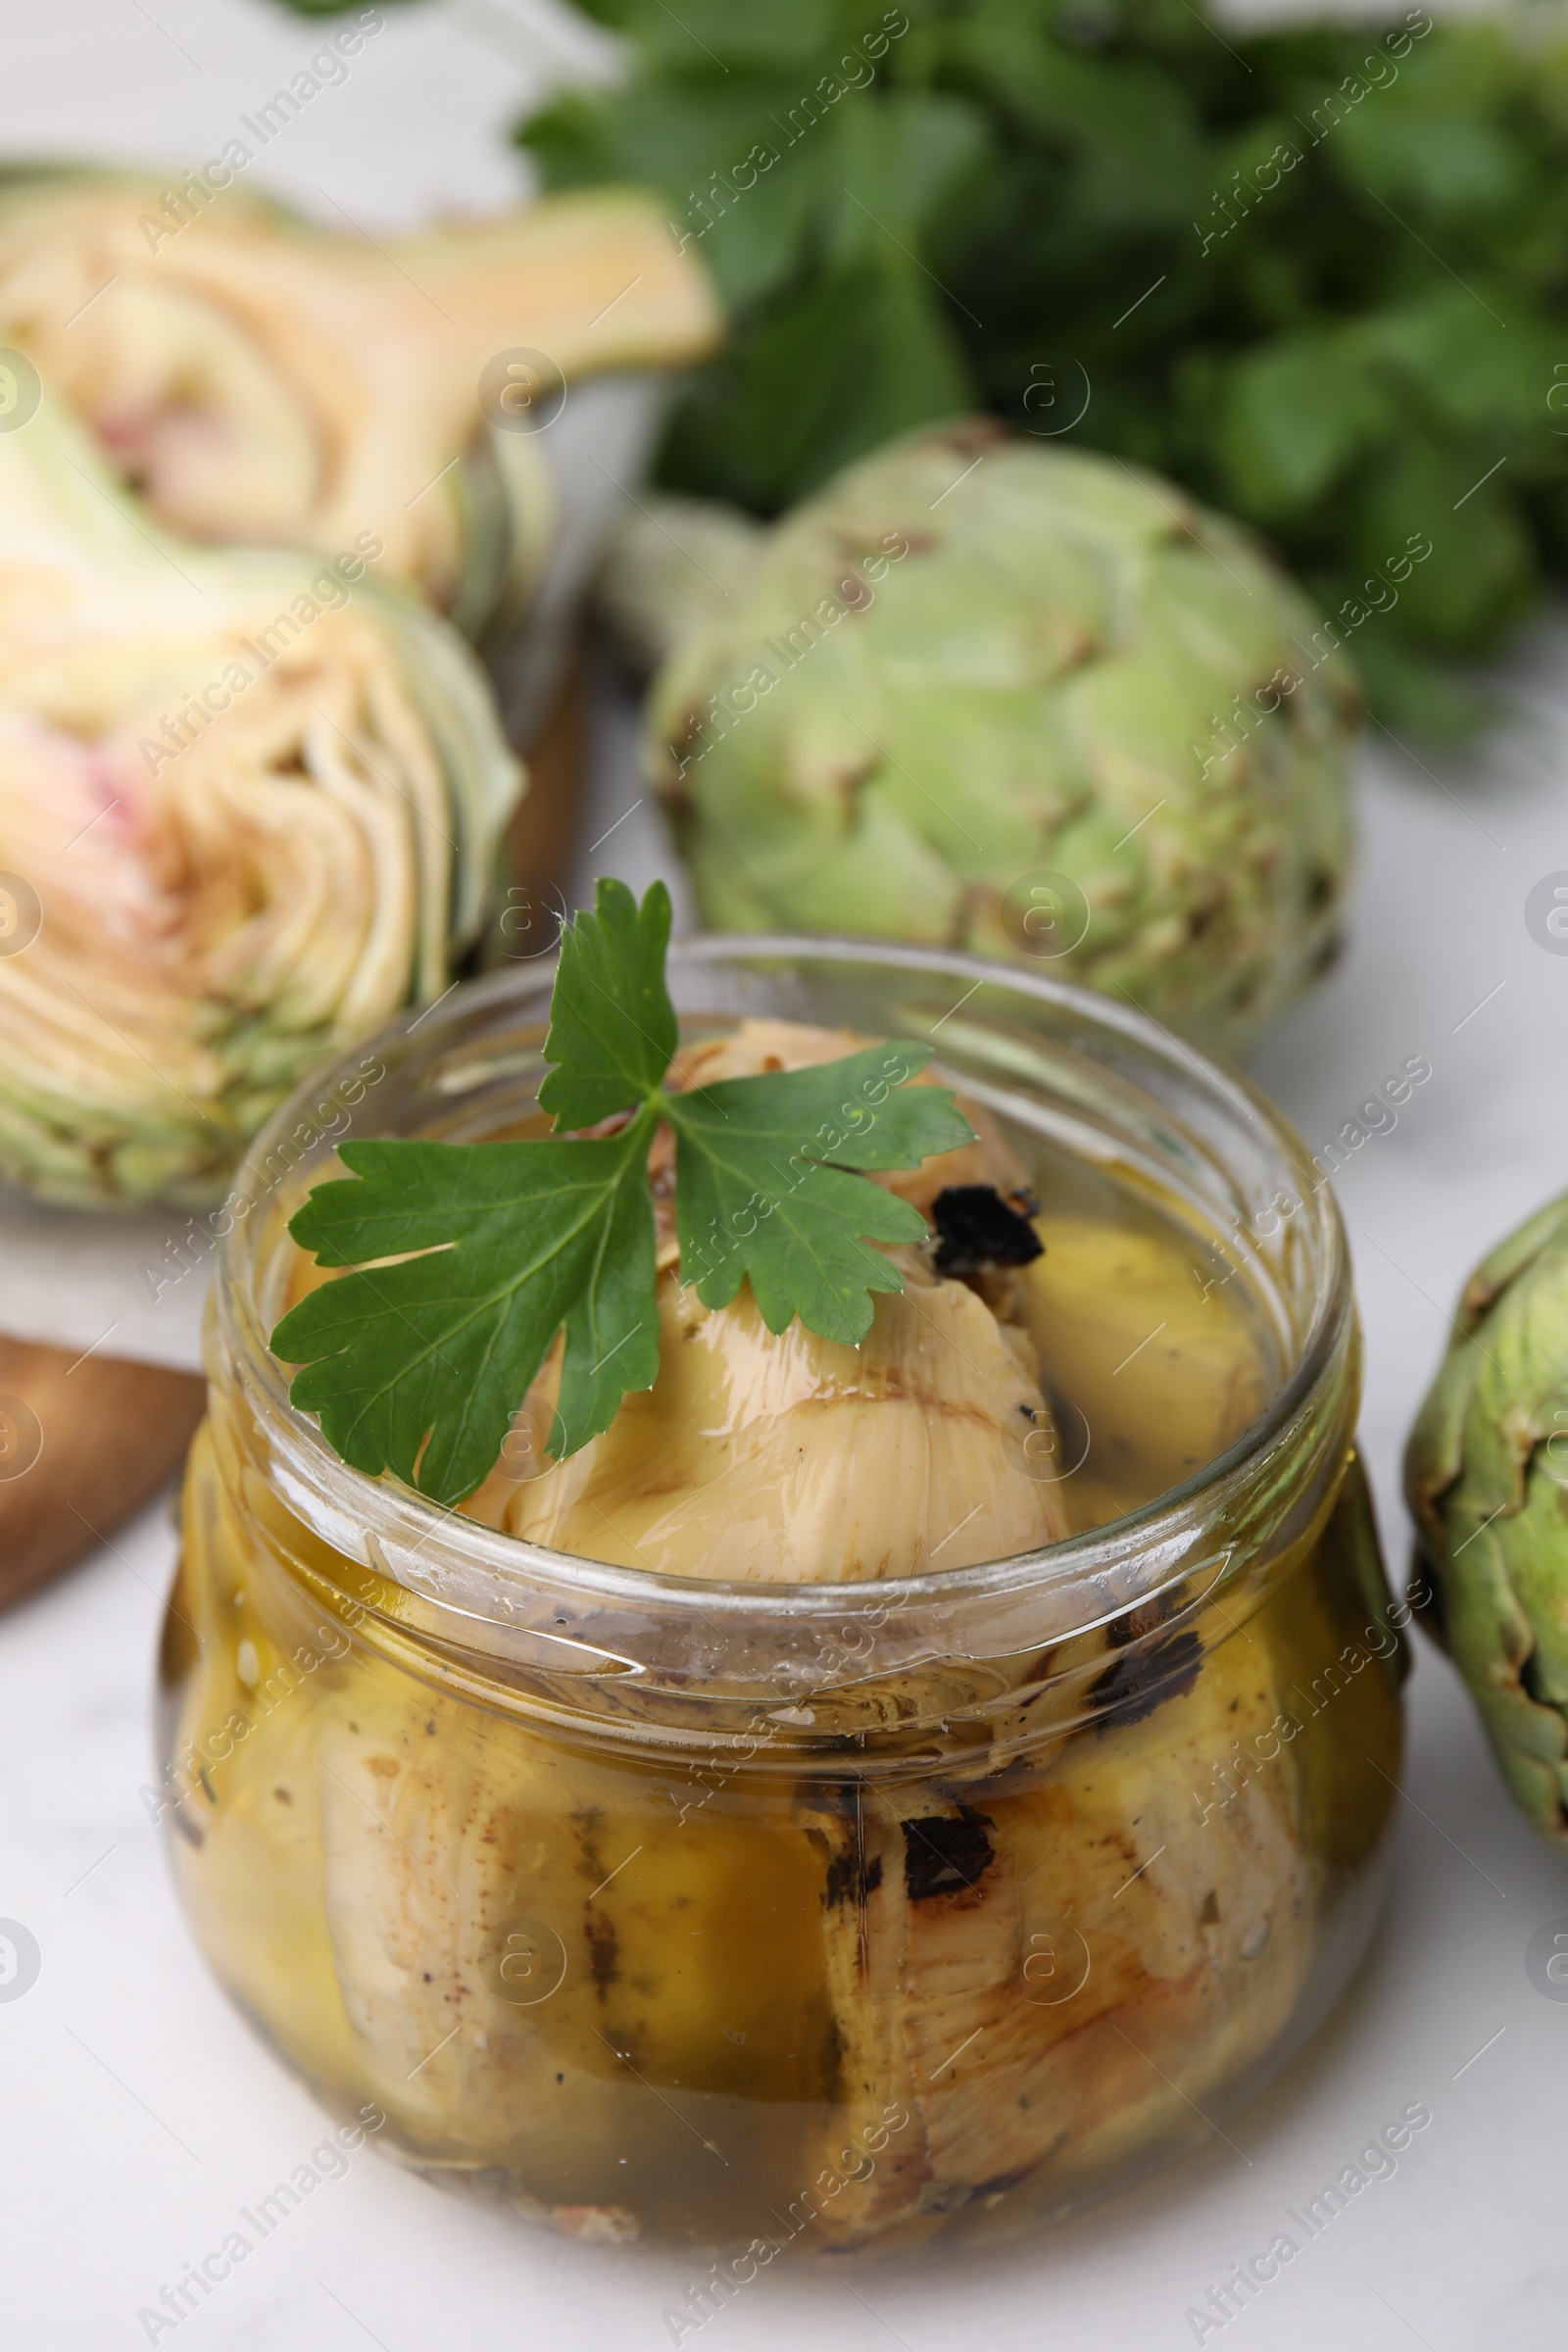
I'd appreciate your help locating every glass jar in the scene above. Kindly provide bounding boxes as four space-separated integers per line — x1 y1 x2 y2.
156 939 1405 2257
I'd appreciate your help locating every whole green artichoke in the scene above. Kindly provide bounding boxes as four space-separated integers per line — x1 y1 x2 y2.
631 420 1360 1057
1405 1195 1568 1850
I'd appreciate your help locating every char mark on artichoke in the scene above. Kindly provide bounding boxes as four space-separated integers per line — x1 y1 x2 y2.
966 2167 1036 2203
824 1846 884 1910
902 1805 995 1902
931 1184 1044 1275
585 1912 620 1998
1089 1629 1203 1731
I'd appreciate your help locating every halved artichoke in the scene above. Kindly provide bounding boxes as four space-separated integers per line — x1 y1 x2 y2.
0 402 518 1207
0 170 718 642
619 420 1360 1058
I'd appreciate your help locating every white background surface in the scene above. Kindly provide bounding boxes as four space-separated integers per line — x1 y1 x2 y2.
3 4 1568 2348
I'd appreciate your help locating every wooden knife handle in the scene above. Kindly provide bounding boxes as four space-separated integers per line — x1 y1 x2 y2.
506 634 586 901
0 1337 206 1612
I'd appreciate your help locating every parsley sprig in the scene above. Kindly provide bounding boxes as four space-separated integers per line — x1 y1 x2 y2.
271 879 974 1504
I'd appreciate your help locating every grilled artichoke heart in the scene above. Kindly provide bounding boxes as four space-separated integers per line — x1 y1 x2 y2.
461 1016 1074 1577
172 1433 1396 2249
622 420 1359 1057
1406 1190 1568 1849
0 171 718 640
0 405 517 1206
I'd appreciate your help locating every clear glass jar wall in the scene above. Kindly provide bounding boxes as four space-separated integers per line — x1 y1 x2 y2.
157 941 1405 2255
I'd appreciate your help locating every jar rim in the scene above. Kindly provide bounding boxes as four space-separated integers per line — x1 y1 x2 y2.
214 932 1353 1631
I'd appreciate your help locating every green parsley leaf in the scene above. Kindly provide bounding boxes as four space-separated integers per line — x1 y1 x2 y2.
667 1044 974 1343
538 876 678 1126
271 880 976 1503
272 1117 662 1503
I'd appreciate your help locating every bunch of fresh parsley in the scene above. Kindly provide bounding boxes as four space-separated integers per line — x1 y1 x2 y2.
273 880 973 1504
269 0 1568 724
508 0 1568 731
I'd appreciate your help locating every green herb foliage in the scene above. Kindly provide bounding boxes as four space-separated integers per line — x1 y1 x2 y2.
271 879 974 1504
516 0 1568 729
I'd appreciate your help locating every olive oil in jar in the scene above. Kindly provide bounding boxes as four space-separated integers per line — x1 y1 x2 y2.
159 971 1400 2257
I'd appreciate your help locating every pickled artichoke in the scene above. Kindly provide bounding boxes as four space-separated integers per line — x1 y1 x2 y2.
0 170 718 642
461 1017 1075 1577
1405 1192 1568 1849
169 1036 1398 2246
0 404 517 1206
157 999 1406 2249
624 421 1359 1057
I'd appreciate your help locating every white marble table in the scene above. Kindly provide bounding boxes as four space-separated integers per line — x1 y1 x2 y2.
2 3 1566 2347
